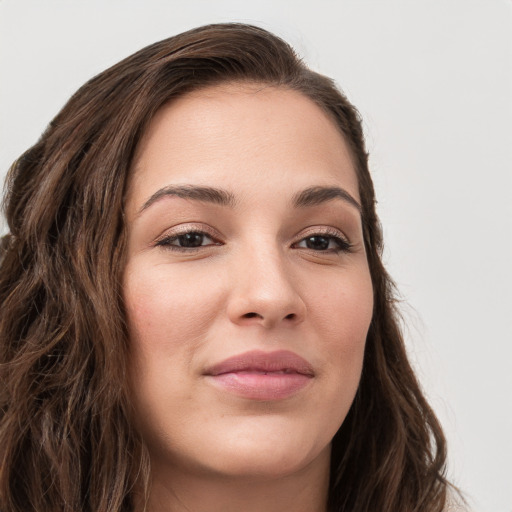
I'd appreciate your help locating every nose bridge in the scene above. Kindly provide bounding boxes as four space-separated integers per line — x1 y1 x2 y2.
227 238 306 327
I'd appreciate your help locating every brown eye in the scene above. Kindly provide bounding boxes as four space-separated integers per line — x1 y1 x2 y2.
175 232 207 248
156 231 218 251
304 235 330 251
295 233 352 253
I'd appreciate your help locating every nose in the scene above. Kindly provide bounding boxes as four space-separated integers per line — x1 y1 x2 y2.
226 247 306 329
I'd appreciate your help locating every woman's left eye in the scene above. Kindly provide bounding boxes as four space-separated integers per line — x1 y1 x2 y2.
294 233 352 253
156 231 218 250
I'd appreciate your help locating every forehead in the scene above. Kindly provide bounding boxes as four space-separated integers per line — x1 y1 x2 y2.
127 83 359 212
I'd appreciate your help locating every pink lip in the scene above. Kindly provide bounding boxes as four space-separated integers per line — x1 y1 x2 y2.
204 350 314 400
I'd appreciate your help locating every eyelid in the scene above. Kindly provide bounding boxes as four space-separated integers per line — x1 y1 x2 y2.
295 225 351 243
152 223 352 253
154 223 222 246
291 225 353 254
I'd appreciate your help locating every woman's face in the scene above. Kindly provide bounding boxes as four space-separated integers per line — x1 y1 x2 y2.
123 83 373 481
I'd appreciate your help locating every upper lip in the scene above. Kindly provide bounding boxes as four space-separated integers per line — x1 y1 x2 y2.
204 350 315 377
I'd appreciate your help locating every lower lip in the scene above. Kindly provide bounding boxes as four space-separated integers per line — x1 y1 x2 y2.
206 372 312 400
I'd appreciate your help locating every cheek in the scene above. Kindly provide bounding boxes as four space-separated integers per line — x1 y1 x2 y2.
309 266 373 347
122 264 227 448
123 263 225 355
306 266 373 408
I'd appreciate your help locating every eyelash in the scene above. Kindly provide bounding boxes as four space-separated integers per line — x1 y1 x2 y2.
155 227 352 254
292 228 353 254
155 228 220 253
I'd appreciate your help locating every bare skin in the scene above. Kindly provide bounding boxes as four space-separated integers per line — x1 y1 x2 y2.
123 83 373 512
143 455 330 512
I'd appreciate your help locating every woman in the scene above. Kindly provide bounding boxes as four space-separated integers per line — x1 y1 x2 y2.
0 23 460 512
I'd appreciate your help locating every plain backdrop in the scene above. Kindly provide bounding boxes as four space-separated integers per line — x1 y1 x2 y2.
1 1 511 511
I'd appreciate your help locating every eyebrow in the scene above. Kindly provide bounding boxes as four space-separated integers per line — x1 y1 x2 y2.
292 186 362 213
138 184 361 215
139 185 236 213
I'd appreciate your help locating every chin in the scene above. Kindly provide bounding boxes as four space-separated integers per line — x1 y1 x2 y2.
175 416 334 480
200 442 331 481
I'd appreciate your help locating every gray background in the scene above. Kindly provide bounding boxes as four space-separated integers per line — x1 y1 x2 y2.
1 1 511 511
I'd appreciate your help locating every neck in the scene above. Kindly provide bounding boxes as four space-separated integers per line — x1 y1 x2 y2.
136 450 330 512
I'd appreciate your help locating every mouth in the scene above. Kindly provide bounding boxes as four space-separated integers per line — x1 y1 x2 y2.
203 350 314 401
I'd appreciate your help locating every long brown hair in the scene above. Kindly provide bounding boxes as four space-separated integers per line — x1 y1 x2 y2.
1 23 450 511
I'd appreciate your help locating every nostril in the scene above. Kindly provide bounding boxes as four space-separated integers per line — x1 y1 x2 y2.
242 312 297 321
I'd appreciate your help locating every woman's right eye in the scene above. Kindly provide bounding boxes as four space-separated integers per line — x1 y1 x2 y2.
156 231 219 251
